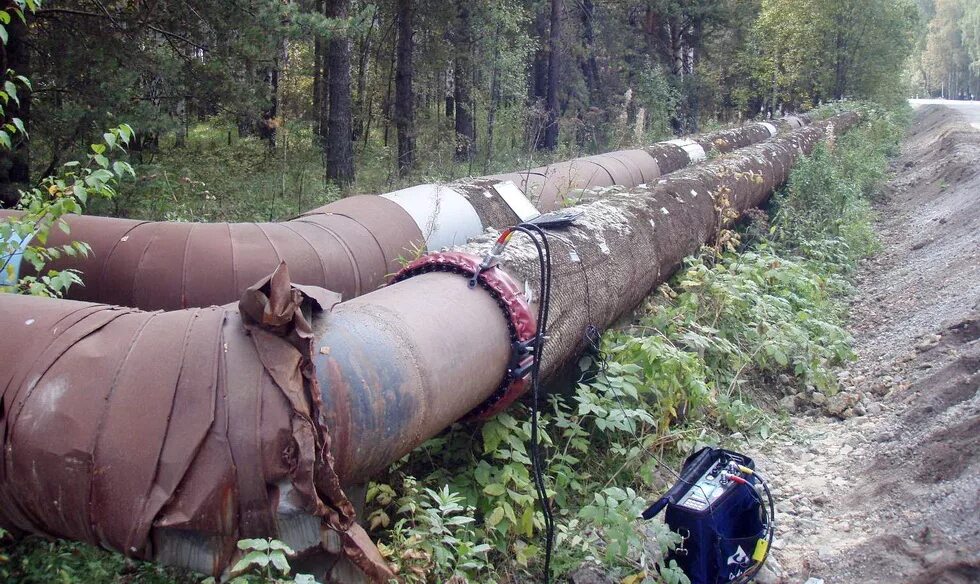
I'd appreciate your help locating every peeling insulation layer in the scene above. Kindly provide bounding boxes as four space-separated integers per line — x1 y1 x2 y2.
459 112 859 379
0 265 392 580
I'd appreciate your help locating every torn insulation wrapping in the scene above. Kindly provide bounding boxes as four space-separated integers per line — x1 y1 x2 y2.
0 263 391 580
0 258 528 580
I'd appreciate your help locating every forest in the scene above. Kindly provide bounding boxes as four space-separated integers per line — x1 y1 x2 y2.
0 0 974 218
1 1 980 583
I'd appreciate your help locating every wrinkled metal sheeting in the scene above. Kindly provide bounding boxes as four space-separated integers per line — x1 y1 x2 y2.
0 195 424 310
458 112 860 379
0 263 391 580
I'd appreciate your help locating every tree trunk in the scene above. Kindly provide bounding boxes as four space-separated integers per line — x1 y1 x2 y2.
580 0 600 105
382 38 395 147
353 10 377 142
258 38 286 148
317 47 330 149
833 19 847 100
0 14 30 207
540 0 561 150
394 0 415 176
444 63 455 120
453 0 475 162
313 0 324 133
485 23 502 173
324 0 355 186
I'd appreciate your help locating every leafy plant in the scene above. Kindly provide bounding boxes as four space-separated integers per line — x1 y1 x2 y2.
203 539 315 584
1 125 136 297
377 479 492 583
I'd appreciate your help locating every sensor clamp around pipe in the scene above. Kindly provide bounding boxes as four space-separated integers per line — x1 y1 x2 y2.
391 251 537 419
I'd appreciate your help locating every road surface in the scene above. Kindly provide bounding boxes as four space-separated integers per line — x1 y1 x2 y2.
910 98 980 129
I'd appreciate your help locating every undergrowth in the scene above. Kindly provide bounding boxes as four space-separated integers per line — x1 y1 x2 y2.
366 104 907 583
0 104 906 583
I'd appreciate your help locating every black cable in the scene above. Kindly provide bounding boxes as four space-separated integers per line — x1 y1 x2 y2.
510 223 555 583
726 474 775 584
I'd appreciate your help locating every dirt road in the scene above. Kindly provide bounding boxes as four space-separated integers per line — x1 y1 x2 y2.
910 99 980 130
748 104 980 583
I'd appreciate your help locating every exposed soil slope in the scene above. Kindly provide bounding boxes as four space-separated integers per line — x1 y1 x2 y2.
751 105 980 584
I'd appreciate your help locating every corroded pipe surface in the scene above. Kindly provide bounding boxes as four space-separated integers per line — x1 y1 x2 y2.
0 263 513 580
313 271 512 483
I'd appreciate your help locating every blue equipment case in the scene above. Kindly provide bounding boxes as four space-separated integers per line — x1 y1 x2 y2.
642 448 767 584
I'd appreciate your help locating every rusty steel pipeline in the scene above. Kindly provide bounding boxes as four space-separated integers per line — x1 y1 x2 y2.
0 114 853 582
1 117 810 311
0 263 514 581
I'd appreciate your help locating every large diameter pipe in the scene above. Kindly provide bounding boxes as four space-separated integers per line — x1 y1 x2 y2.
485 117 807 212
0 114 856 582
0 195 425 308
0 264 514 580
1 117 811 311
457 112 859 378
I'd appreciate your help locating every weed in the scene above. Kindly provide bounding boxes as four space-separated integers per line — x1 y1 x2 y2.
368 104 905 583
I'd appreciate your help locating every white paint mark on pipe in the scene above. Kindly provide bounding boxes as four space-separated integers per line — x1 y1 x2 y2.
665 138 707 162
381 184 485 250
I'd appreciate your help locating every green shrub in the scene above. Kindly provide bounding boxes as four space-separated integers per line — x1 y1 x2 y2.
369 104 905 583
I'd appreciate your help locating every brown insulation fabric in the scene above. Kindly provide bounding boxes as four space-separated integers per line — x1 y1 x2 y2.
694 124 774 154
453 179 524 228
0 262 515 581
459 112 860 379
1 195 424 310
643 143 691 177
0 264 397 579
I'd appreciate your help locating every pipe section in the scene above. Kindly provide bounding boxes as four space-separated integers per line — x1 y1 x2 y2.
0 195 424 309
0 114 856 582
1 117 811 310
0 261 523 580
456 112 858 378
485 117 808 212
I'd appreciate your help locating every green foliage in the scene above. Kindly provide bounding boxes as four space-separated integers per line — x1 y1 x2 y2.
772 103 906 269
207 539 314 584
634 64 681 143
366 106 904 583
377 481 493 582
94 122 340 222
753 0 919 107
0 534 195 584
912 0 979 99
1 125 135 296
